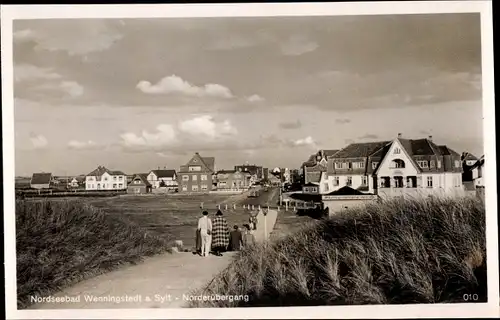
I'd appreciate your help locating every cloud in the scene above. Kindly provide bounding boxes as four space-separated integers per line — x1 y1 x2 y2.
292 136 316 147
178 115 238 139
137 75 233 99
29 133 48 149
120 124 177 149
120 116 237 152
281 35 318 56
67 140 104 150
13 21 123 56
359 134 379 140
59 81 84 97
335 118 351 124
279 120 302 130
246 94 265 103
14 64 62 82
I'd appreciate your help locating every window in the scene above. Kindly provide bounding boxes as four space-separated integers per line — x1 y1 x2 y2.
311 187 317 193
134 180 141 184
394 147 401 154
104 177 108 181
454 160 460 168
361 176 368 186
97 183 101 188
353 162 365 169
182 185 187 191
113 183 117 188
201 175 208 181
182 175 189 181
119 183 123 188
88 177 94 181
192 185 199 191
333 177 339 186
324 183 329 192
427 176 433 188
417 161 428 168
394 176 403 188
119 176 123 180
437 160 442 168
372 162 378 169
391 159 405 168
113 176 117 181
430 160 435 168
219 181 227 186
346 176 352 186
304 187 309 192
189 166 202 172
201 184 208 191
335 162 341 169
192 175 198 181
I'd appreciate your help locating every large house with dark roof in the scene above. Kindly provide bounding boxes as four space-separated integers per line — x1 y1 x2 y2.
178 152 215 193
147 168 177 190
302 149 339 184
30 172 53 189
310 134 464 198
85 166 127 191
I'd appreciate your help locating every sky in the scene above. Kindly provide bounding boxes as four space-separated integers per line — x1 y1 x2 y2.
12 13 484 176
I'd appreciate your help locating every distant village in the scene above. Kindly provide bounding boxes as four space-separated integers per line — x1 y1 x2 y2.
18 134 485 202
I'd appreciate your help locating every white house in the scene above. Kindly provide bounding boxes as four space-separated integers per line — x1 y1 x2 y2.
147 169 177 189
68 178 79 188
471 155 485 188
312 134 464 199
85 166 127 191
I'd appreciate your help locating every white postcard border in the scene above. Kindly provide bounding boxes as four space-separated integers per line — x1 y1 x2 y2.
2 1 497 319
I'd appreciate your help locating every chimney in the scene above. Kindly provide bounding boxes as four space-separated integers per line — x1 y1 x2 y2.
428 135 433 141
397 133 402 138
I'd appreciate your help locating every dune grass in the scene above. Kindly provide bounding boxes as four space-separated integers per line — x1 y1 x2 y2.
189 195 487 307
16 199 169 309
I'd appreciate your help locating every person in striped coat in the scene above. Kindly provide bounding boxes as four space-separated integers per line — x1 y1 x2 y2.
211 210 230 256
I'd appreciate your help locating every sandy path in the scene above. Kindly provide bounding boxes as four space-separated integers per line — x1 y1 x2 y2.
29 209 278 309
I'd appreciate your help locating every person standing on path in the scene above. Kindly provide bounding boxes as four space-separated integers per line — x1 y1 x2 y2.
197 211 212 257
228 225 243 251
211 210 230 256
242 224 256 248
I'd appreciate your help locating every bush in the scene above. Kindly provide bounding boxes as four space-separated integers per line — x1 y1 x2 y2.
189 196 486 307
16 199 169 309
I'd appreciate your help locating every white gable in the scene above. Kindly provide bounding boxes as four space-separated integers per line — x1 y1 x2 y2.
148 172 157 180
375 139 420 176
102 171 112 179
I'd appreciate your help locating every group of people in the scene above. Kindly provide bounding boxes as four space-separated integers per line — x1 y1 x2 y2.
195 209 258 257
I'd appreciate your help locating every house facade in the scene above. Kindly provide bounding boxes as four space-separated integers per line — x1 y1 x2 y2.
127 174 152 194
303 149 339 184
178 152 215 193
147 169 177 189
30 173 52 189
313 134 464 199
216 170 251 190
471 155 485 188
234 164 263 181
85 166 127 191
375 137 463 198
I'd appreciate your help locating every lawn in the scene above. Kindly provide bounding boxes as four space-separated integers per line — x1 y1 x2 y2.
86 193 256 249
189 195 487 307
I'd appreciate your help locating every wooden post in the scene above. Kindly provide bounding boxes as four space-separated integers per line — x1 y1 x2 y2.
218 204 221 210
225 204 228 210
233 204 236 210
294 206 297 212
285 202 288 211
243 204 246 209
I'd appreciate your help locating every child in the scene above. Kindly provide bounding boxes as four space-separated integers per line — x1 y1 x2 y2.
242 224 256 248
229 225 243 251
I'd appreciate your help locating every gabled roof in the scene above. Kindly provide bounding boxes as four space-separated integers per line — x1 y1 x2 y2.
130 173 152 187
463 153 478 161
151 169 176 178
326 186 371 196
31 173 52 185
437 145 461 157
87 166 125 177
184 153 215 172
202 157 215 171
333 141 391 158
324 149 340 157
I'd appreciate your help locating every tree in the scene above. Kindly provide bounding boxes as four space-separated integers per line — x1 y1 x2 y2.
159 180 166 187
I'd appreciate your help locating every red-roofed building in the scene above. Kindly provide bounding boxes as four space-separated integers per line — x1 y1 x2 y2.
85 166 127 191
302 149 339 185
178 152 215 193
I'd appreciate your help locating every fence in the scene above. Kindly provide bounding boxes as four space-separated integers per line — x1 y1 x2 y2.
16 189 127 198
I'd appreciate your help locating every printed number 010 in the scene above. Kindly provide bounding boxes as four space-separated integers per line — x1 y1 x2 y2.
463 294 479 301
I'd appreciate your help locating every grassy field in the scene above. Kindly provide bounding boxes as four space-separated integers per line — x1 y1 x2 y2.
86 193 258 249
189 195 486 307
16 199 169 309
